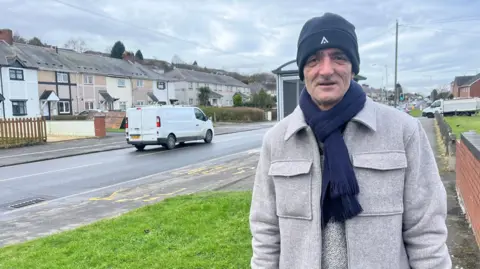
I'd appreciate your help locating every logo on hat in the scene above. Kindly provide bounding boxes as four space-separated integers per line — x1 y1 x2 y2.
321 36 329 44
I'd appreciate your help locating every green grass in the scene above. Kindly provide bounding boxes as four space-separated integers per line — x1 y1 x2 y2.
0 191 253 269
444 114 480 138
409 109 422 117
0 137 44 148
106 128 125 133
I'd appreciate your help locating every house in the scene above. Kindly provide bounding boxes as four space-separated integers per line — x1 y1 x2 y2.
131 61 177 106
249 82 276 97
0 28 177 115
451 75 474 98
453 73 480 98
0 35 41 119
164 68 250 106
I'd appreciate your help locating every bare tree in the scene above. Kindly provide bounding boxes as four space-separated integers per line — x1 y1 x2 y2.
64 38 88 53
12 31 27 44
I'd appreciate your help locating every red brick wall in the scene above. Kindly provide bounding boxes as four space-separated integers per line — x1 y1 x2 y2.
456 138 480 247
470 79 480 98
0 29 13 45
459 86 470 98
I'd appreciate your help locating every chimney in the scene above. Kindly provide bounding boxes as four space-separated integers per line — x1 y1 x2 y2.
122 51 135 63
0 29 13 45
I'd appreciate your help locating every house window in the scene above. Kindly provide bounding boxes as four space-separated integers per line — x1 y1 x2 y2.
84 75 94 84
58 101 71 114
84 101 94 110
9 69 24 80
119 101 127 111
157 81 165 90
57 72 69 83
118 79 126 87
189 98 193 105
136 100 145 106
188 82 193 89
136 80 144 87
11 100 27 116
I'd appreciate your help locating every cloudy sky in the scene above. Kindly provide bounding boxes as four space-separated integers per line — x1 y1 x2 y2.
3 0 480 95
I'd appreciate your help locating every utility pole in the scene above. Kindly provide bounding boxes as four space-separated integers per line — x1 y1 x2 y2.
385 65 388 103
394 19 399 107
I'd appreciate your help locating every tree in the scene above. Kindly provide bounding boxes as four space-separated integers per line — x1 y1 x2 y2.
395 83 403 95
197 86 211 106
28 37 44 46
431 89 438 101
233 93 243 107
110 41 126 59
64 38 88 53
12 31 27 44
135 50 144 60
250 89 274 109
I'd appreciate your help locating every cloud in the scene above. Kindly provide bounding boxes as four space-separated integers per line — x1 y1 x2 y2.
3 0 480 94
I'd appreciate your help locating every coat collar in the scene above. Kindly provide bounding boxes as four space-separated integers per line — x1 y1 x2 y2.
284 97 378 141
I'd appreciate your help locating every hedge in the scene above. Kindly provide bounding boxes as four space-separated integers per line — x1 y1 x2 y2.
199 106 265 122
50 115 89 121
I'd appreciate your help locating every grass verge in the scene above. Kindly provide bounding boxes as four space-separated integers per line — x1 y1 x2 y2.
444 114 480 138
0 191 253 269
409 109 422 117
434 120 452 173
106 128 125 133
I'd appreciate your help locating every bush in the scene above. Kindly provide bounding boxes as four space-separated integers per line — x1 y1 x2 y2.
50 115 89 121
199 106 265 122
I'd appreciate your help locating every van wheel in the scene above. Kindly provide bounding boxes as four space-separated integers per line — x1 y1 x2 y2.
135 145 146 151
204 130 213 143
166 134 176 150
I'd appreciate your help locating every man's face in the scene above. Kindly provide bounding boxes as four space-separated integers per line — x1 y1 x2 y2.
303 48 354 110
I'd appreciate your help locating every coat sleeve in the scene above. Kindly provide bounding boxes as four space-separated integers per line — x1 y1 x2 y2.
402 119 452 268
249 134 280 268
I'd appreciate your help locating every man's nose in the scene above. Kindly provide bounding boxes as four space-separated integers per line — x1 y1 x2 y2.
316 57 334 76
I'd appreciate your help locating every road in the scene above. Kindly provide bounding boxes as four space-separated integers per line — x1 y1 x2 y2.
0 129 267 215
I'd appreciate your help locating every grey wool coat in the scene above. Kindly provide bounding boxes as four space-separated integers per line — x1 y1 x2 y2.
249 98 452 269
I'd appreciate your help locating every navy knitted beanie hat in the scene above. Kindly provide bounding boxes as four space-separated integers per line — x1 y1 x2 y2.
296 12 360 81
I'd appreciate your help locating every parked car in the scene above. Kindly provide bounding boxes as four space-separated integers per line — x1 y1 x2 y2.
125 105 214 151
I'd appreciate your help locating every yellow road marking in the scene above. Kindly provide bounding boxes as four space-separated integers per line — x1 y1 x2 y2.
89 189 125 201
115 188 187 203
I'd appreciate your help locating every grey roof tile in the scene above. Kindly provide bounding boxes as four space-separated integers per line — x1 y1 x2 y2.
164 68 248 88
454 75 475 86
463 73 480 86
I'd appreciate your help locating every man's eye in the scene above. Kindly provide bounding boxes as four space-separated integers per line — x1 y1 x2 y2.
307 57 317 65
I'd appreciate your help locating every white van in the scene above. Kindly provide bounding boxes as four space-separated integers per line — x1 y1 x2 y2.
125 105 214 151
422 98 480 118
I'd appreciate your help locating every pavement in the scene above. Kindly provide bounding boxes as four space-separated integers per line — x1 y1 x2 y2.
0 121 275 167
421 117 480 268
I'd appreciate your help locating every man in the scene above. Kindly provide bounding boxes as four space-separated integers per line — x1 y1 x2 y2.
249 12 451 269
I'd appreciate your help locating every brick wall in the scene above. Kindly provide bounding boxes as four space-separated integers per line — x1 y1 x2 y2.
456 132 480 248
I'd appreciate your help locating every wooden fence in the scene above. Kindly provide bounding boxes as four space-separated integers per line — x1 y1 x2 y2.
0 117 47 148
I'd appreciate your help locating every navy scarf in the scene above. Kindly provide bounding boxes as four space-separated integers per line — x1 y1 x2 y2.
299 80 366 227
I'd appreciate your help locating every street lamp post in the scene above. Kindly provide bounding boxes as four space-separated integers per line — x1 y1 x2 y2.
372 64 388 104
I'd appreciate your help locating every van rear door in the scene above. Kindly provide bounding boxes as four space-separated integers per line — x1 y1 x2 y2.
127 108 143 141
141 107 159 142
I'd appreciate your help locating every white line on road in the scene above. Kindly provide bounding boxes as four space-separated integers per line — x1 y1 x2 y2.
0 142 125 159
1 147 261 216
0 163 103 182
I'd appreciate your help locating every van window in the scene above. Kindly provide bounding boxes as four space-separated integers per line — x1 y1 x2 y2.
431 100 441 108
194 108 205 121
